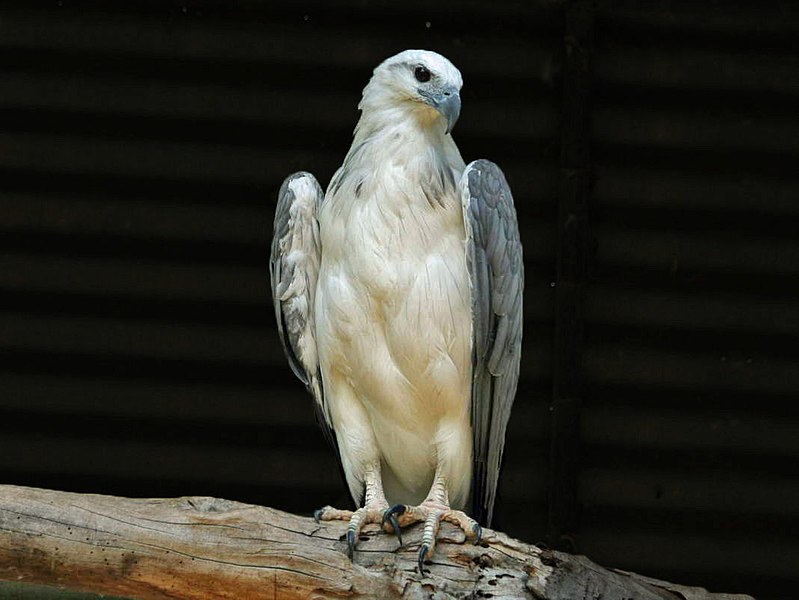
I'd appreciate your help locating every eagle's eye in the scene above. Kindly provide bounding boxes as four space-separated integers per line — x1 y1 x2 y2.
414 65 432 83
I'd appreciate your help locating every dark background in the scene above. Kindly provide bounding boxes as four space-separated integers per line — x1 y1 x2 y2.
0 1 797 598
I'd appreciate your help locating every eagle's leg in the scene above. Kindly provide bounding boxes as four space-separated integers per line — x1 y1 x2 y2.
382 475 482 572
314 465 393 558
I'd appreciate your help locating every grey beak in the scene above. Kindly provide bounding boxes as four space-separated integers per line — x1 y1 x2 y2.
436 90 461 134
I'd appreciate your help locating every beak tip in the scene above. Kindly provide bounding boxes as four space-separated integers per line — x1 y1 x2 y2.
441 94 461 135
423 87 461 135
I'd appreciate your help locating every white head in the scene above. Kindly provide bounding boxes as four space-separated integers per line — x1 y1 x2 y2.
358 49 463 135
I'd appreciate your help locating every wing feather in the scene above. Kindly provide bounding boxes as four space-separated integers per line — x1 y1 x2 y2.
461 159 524 527
270 172 335 447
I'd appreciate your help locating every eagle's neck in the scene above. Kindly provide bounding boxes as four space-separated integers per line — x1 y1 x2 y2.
320 100 467 279
346 101 464 181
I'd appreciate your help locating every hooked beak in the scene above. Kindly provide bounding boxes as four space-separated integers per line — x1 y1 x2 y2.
419 86 461 134
436 89 461 134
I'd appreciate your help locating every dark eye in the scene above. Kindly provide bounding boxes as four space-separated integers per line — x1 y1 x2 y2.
414 65 431 83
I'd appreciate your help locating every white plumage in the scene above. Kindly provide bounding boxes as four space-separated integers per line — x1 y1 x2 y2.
271 50 523 569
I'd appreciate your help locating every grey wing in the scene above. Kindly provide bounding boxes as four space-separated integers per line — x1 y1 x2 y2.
270 172 335 446
461 159 524 527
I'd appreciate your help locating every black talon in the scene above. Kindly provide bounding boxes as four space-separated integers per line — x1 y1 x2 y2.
346 528 356 560
313 508 325 523
382 505 406 546
381 510 403 546
472 523 483 545
418 544 429 574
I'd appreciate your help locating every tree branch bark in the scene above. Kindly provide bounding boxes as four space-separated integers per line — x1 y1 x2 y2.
0 485 753 599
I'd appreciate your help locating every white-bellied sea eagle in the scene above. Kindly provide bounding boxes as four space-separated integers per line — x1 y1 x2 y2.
270 49 523 571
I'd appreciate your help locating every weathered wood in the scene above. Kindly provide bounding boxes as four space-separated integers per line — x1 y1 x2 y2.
0 485 753 600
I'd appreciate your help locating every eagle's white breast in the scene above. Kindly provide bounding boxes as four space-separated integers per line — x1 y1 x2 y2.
314 119 473 508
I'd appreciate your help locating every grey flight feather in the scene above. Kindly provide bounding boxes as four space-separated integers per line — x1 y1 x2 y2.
270 172 336 448
462 159 524 527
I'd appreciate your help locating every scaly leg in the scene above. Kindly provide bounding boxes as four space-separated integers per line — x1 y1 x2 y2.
314 465 394 558
382 474 482 572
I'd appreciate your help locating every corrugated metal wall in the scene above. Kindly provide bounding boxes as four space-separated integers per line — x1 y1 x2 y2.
582 3 799 598
0 1 795 599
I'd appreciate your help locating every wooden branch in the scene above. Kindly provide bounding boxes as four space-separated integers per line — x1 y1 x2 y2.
0 485 753 600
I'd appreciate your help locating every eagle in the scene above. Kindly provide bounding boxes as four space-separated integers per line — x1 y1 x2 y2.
270 49 523 571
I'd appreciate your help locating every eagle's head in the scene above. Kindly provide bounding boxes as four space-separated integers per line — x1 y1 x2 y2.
361 49 463 134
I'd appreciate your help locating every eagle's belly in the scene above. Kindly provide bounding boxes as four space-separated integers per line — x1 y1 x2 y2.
316 204 473 506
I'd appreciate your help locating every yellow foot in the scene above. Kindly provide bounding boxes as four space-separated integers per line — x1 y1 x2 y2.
314 503 392 559
381 503 482 572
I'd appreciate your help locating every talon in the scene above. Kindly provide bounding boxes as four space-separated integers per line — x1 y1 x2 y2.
313 508 324 523
346 528 356 560
472 523 482 545
418 543 429 573
382 510 403 546
382 505 406 546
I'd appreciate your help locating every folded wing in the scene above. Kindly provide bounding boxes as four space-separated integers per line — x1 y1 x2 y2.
461 159 524 526
270 172 334 446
